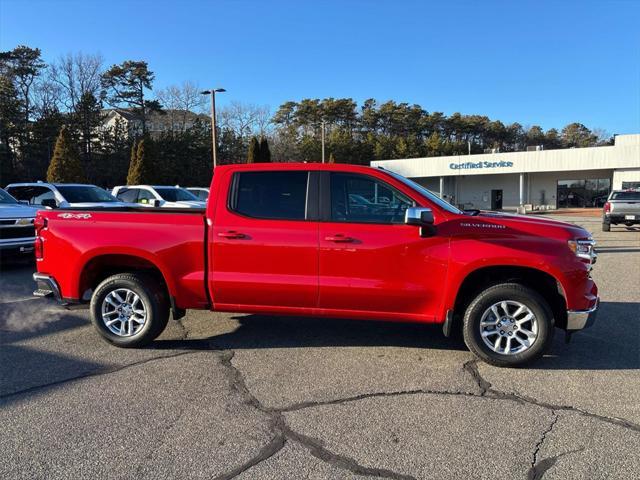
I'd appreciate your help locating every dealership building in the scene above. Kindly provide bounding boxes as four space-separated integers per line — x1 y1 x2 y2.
371 133 640 211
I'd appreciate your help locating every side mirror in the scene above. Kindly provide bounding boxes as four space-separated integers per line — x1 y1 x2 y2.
41 199 58 209
405 207 434 226
150 199 161 207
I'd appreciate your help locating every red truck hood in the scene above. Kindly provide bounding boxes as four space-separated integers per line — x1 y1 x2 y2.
456 211 593 240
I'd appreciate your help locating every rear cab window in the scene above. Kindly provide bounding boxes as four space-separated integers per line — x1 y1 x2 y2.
229 171 309 220
611 191 640 201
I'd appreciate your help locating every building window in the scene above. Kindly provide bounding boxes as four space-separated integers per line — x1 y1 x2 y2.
557 178 610 208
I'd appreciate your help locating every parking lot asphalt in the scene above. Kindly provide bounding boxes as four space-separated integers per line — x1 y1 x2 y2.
1 215 638 479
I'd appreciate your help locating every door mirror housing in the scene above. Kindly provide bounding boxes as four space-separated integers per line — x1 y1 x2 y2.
41 198 58 209
405 207 434 226
150 199 161 207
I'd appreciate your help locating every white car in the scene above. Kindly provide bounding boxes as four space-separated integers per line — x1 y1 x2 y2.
5 183 133 209
186 187 209 201
0 188 40 256
111 185 206 208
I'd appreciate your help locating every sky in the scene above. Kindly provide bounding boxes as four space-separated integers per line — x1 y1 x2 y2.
1 0 639 134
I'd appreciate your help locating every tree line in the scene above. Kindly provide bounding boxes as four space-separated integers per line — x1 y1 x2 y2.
1 44 612 187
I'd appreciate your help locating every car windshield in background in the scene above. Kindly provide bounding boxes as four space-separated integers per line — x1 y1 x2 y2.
55 185 118 203
155 187 199 202
384 170 463 215
611 191 640 201
0 188 19 204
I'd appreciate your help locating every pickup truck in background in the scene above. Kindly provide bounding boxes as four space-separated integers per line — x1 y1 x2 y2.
32 163 599 367
602 189 640 231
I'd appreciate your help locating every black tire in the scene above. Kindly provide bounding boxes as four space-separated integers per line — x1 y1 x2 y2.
625 222 634 227
602 221 610 232
462 283 554 367
90 273 170 347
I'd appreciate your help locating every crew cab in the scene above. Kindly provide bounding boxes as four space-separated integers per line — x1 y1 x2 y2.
112 185 206 208
32 164 599 367
602 189 640 231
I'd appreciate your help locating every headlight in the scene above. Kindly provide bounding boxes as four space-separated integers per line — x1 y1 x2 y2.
568 238 596 262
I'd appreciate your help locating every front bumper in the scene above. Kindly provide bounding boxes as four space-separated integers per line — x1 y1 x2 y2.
0 238 35 253
566 297 599 331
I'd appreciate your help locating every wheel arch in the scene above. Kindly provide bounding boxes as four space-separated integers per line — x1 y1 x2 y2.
449 265 568 331
78 252 174 302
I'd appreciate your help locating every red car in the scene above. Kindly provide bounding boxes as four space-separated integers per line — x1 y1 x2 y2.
33 163 598 366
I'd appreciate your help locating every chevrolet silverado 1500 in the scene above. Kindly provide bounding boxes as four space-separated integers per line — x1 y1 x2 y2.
32 163 599 366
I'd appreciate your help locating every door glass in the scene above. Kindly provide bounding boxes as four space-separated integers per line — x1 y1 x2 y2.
137 189 155 204
231 171 308 220
330 173 413 223
116 188 139 203
8 186 55 206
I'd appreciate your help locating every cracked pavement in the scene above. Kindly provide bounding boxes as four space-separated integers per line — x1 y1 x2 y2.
1 216 638 479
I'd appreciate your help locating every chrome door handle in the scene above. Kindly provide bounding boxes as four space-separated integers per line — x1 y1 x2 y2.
325 234 354 243
218 231 245 239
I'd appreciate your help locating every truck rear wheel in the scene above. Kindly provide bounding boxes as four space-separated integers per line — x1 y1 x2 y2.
90 273 170 348
462 283 554 367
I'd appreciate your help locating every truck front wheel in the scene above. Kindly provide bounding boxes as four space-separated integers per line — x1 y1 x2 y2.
90 273 170 348
462 283 554 367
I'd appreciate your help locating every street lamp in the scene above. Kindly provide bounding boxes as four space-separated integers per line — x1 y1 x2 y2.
201 88 226 169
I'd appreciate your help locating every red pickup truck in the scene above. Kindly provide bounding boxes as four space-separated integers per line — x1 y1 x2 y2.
33 163 599 366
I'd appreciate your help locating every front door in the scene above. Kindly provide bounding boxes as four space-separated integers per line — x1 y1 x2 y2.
491 189 503 210
211 169 319 310
318 172 448 320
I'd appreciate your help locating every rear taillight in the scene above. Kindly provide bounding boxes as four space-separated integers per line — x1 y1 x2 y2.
34 237 43 259
34 215 47 233
603 202 611 213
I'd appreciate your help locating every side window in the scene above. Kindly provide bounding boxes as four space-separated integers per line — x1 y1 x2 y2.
116 188 138 203
137 189 155 204
330 173 413 224
196 190 208 200
9 186 55 206
231 171 308 220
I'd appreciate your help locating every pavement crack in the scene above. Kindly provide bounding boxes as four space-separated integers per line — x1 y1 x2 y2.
0 350 200 401
214 350 416 480
274 388 477 413
462 359 491 395
283 425 417 480
527 410 559 480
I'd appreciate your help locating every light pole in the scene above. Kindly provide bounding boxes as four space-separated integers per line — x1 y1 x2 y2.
201 88 225 169
321 119 326 163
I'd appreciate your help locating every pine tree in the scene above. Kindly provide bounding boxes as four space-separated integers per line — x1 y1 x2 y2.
328 152 336 164
46 126 87 183
126 140 138 184
247 136 259 163
134 138 155 184
259 137 271 163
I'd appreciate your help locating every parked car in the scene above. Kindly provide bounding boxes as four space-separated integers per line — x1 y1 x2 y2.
5 183 132 209
33 163 598 367
186 187 209 201
0 187 39 256
602 189 640 231
112 185 206 208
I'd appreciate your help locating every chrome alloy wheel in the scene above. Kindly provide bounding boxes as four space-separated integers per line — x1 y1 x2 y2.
479 300 538 355
101 288 147 337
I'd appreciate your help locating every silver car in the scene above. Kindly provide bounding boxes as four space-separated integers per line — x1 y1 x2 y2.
602 189 640 231
5 182 133 209
0 188 39 256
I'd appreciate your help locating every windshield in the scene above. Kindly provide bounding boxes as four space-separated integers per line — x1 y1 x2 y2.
611 191 640 201
55 185 118 203
384 170 463 214
0 188 19 204
155 187 200 202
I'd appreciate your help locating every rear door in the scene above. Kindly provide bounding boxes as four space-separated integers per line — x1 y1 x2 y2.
210 169 319 309
318 171 449 319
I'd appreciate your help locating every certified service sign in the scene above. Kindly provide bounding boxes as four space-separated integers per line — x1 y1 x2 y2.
449 160 514 170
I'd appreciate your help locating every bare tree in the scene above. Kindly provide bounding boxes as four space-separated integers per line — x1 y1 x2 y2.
218 101 272 139
155 81 206 132
49 52 103 112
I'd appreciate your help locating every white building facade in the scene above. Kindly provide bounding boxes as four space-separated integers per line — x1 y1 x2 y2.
371 134 640 210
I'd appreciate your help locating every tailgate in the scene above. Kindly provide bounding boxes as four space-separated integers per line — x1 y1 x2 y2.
610 201 640 215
